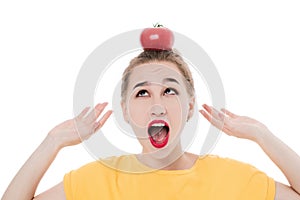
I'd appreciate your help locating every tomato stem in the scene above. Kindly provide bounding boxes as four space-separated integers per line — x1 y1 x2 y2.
153 23 164 28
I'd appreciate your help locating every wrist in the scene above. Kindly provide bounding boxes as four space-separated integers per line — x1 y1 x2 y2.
45 132 64 152
254 127 273 146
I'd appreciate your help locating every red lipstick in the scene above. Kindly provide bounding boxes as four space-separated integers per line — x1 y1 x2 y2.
148 120 170 148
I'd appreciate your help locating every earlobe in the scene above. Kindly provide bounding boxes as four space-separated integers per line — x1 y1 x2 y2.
187 97 195 121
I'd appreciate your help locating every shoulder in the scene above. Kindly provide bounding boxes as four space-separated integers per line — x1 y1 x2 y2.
198 154 260 173
63 156 130 200
64 155 135 179
63 160 109 190
196 154 271 185
197 154 275 199
65 155 126 176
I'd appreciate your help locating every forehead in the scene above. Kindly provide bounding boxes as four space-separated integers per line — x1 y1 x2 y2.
128 62 184 85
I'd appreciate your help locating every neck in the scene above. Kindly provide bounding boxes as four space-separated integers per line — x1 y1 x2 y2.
138 144 197 170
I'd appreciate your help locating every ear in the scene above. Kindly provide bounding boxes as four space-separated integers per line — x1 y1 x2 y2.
187 97 195 121
121 100 129 123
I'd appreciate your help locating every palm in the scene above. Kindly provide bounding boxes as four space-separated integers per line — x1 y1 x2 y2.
48 103 112 148
200 104 268 142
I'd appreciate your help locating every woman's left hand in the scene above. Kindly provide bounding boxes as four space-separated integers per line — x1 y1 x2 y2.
201 104 300 197
199 104 270 142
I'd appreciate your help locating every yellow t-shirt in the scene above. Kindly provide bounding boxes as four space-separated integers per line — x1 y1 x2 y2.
63 155 275 200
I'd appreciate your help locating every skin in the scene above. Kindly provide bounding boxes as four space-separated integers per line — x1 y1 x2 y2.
2 61 300 200
121 62 195 167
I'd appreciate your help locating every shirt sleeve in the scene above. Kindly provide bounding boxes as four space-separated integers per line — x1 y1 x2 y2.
209 156 276 200
63 162 102 200
63 170 78 200
63 161 115 200
238 170 276 200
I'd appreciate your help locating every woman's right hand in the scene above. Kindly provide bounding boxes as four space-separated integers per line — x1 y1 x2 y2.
48 102 112 149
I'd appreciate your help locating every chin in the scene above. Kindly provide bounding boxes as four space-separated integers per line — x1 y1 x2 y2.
143 137 182 160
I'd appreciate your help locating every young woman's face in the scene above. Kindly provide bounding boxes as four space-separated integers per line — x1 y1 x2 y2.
122 61 194 154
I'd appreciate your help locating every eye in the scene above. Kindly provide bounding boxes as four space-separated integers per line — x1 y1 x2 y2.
164 88 178 95
136 89 149 97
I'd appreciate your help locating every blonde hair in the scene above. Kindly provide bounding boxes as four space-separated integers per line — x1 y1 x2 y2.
121 50 195 102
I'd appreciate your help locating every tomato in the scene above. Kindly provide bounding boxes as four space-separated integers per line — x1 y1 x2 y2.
140 25 174 50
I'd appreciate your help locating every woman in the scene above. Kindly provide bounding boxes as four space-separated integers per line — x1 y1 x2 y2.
2 50 300 199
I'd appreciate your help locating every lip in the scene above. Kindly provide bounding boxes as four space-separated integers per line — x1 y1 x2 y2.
148 119 170 148
148 119 169 128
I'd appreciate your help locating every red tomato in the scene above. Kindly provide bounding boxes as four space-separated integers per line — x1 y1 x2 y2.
140 27 174 50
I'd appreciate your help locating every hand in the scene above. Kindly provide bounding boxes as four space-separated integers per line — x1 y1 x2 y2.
200 104 270 142
48 102 112 149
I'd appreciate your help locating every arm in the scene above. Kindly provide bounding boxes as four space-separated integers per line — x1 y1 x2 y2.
1 103 112 200
200 104 300 199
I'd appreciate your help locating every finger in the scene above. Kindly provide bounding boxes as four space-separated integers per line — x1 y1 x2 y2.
199 109 225 130
202 104 224 121
202 104 211 112
199 109 210 121
221 108 239 118
207 114 234 135
94 110 113 132
221 126 233 136
76 106 91 119
86 102 108 122
221 118 239 136
200 110 232 136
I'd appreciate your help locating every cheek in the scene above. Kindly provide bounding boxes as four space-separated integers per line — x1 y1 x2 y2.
166 97 189 133
165 100 181 124
165 96 188 117
127 99 151 127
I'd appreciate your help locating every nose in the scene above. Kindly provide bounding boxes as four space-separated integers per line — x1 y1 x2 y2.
150 104 166 117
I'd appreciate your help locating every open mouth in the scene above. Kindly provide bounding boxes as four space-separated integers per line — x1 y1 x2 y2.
148 120 170 148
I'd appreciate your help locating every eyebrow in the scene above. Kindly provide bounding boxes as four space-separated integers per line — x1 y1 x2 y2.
132 78 180 90
162 78 180 84
133 81 149 90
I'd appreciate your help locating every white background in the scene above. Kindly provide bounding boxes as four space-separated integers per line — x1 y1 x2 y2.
1 0 300 196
